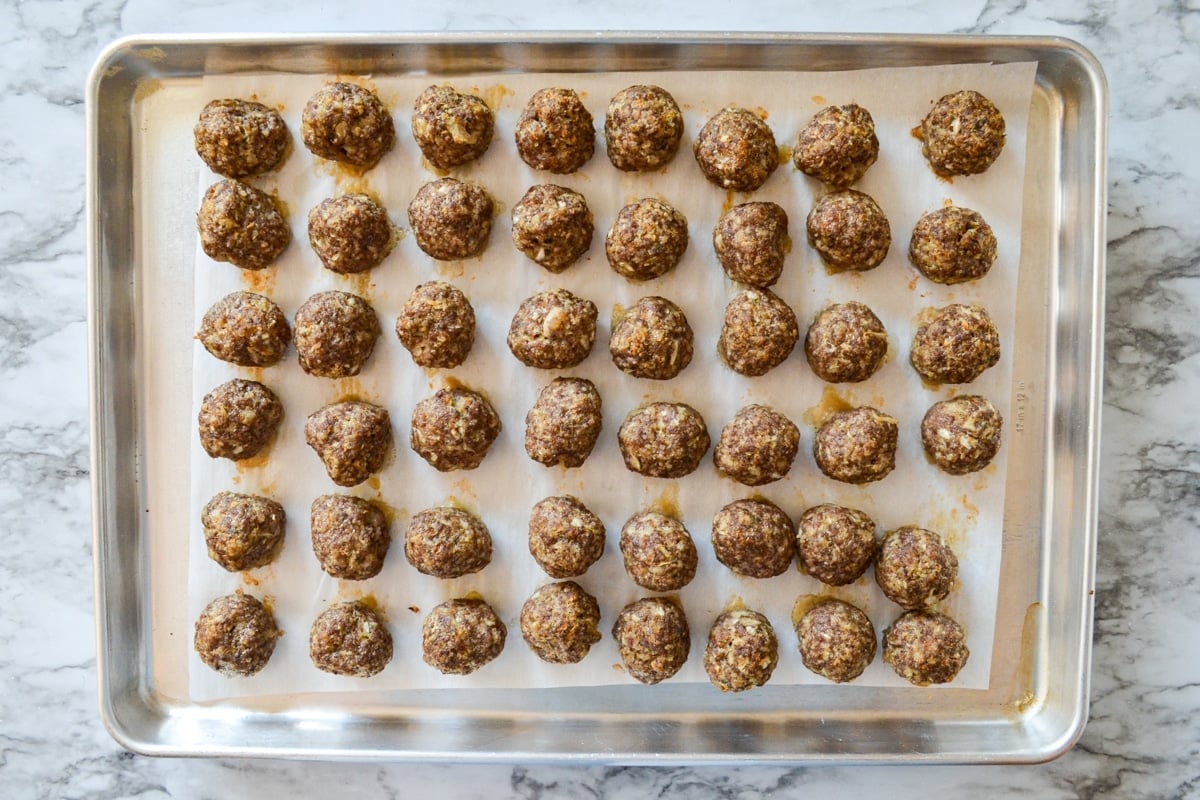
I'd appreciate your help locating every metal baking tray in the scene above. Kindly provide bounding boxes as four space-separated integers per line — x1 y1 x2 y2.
87 32 1106 763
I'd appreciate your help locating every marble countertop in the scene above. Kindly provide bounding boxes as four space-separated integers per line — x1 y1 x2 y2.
3 1 1197 797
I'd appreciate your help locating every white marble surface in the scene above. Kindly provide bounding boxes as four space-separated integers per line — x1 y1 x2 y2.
2 1 1197 798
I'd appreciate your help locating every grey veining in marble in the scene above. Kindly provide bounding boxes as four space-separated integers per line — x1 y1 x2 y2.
1 0 1198 798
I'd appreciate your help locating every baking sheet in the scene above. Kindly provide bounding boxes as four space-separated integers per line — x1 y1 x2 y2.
186 63 1036 700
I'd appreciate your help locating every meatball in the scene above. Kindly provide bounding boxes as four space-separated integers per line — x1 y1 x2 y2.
909 206 997 284
693 107 779 192
197 179 290 270
407 178 494 261
795 599 877 683
307 194 395 274
609 296 694 380
796 503 877 586
198 378 283 461
301 81 395 169
193 593 280 677
604 85 684 172
619 511 698 592
196 291 291 368
310 494 390 581
703 609 779 692
713 404 800 487
395 281 476 369
507 288 598 369
710 498 795 578
201 491 285 572
515 88 595 174
194 98 289 179
717 288 799 377
804 301 888 383
712 201 789 288
409 387 501 472
883 610 970 686
605 198 689 282
309 600 393 677
874 526 959 610
921 394 1003 475
304 400 392 487
519 581 602 664
411 84 494 169
812 406 898 484
510 184 594 272
910 303 1000 384
293 290 381 378
806 189 891 272
792 104 879 188
918 89 1006 177
612 597 690 684
524 377 603 468
422 598 506 675
617 402 710 479
404 506 492 579
528 495 606 579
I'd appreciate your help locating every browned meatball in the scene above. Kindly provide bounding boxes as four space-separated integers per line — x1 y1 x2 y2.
309 600 393 677
883 610 970 685
201 491 285 572
194 593 280 677
304 400 392 487
198 379 284 461
718 288 799 377
196 291 291 367
197 179 290 270
795 599 877 683
293 290 381 378
407 178 494 261
395 281 476 369
693 107 779 192
404 506 492 579
807 190 891 272
194 98 289 179
804 301 888 383
875 526 958 610
703 609 779 692
310 494 390 581
307 194 395 274
620 511 698 592
797 503 877 586
909 206 997 284
524 377 603 468
510 184 594 272
605 85 684 172
409 387 501 472
712 201 789 288
605 198 689 282
515 88 595 174
713 404 800 486
710 498 795 578
301 82 395 169
520 581 602 664
922 394 1003 475
910 303 1000 384
422 598 506 675
813 406 898 484
617 402 710 479
609 296 694 380
528 495 606 579
612 597 690 684
411 84 494 169
507 288 598 369
792 104 879 188
918 90 1006 177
